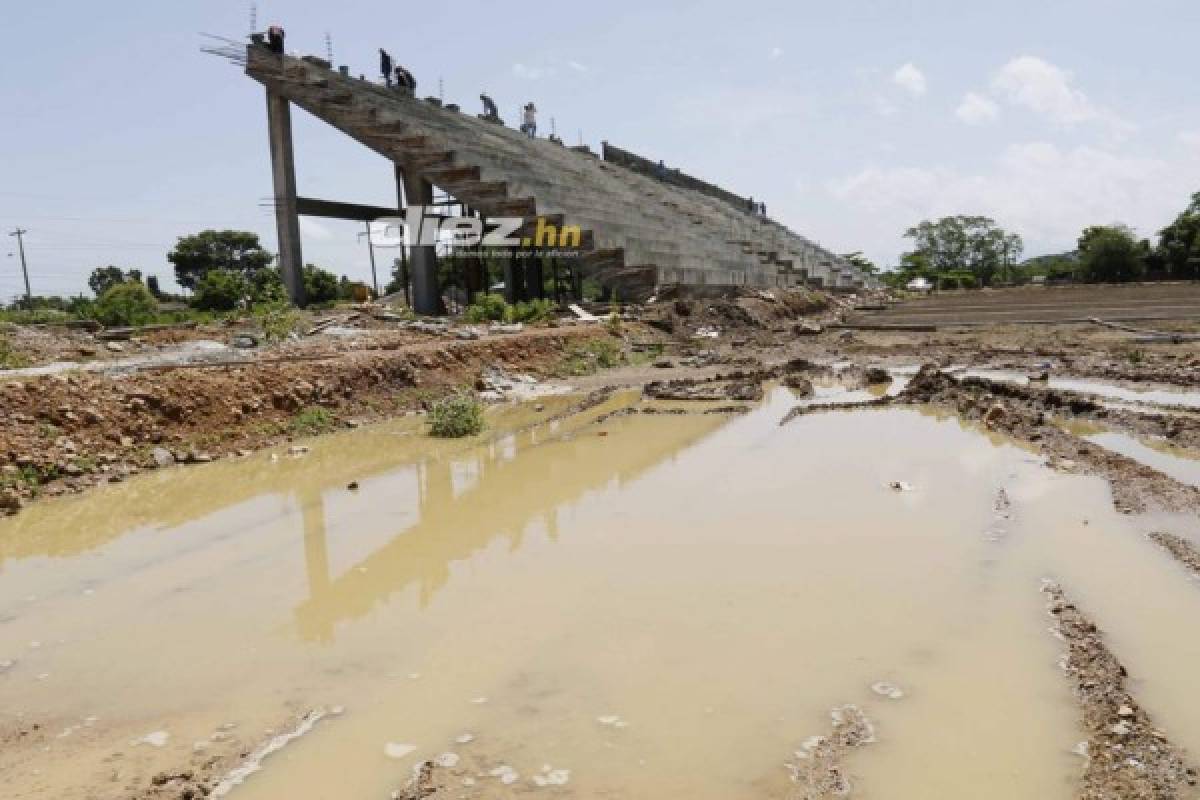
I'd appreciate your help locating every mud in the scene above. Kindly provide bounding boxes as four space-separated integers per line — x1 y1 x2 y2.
1150 532 1200 578
1043 583 1198 799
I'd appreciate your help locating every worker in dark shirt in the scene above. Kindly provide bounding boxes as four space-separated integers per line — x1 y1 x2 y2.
394 65 416 94
266 25 285 55
480 93 498 119
380 49 394 87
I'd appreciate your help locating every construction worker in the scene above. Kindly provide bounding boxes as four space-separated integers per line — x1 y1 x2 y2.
394 65 416 94
380 49 394 87
521 102 537 138
480 93 499 120
266 25 285 55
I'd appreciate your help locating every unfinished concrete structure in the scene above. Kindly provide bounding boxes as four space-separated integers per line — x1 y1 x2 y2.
242 44 872 311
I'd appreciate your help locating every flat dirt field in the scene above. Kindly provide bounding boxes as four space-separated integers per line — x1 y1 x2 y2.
4 283 1200 800
847 281 1200 326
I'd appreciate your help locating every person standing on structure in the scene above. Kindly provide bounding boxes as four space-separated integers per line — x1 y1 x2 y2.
380 49 394 87
394 64 416 95
521 102 537 138
266 25 285 54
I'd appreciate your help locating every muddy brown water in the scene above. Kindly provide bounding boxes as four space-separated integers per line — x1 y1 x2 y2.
5 390 1200 798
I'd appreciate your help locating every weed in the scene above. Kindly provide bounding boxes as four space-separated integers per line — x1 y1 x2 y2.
556 337 624 376
292 406 337 436
255 305 300 343
428 394 485 438
0 334 30 370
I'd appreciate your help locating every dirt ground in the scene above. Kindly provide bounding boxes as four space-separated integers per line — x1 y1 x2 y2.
7 282 1200 799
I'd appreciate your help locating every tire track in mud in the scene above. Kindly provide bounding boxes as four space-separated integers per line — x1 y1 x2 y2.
1149 533 1200 580
1042 582 1198 799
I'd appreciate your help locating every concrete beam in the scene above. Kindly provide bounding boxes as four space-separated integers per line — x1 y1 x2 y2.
397 164 440 315
296 197 403 222
266 89 305 306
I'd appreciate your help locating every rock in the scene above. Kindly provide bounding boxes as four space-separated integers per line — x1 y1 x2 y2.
983 404 1006 428
0 488 23 511
185 451 213 464
783 375 814 395
864 367 891 385
105 342 124 353
231 333 259 349
347 481 360 491
652 359 675 369
726 382 764 402
150 447 175 468
793 321 823 335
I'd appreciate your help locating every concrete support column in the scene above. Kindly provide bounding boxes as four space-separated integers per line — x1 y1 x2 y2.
397 164 439 315
266 89 305 306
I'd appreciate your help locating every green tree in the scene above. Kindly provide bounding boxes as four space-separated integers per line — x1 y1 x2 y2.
903 216 1023 287
302 264 341 306
1078 225 1144 283
168 230 273 290
249 267 288 306
89 266 142 297
94 282 158 326
841 251 879 275
192 269 250 311
1156 192 1200 279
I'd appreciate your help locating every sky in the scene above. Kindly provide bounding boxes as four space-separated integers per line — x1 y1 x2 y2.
2 0 1199 302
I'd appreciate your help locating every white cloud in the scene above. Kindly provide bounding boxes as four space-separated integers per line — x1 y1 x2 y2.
892 63 927 97
955 92 999 125
769 46 784 60
567 60 588 73
990 55 1130 137
512 63 544 80
829 140 1200 263
1180 131 1200 152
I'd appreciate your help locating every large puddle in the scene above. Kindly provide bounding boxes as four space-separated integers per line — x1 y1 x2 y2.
5 390 1200 798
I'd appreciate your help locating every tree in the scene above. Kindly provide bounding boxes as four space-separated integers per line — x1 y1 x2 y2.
94 282 158 326
841 251 879 275
89 266 142 297
302 264 341 306
902 216 1023 287
1078 225 1144 283
249 267 288 306
1156 192 1200 279
192 269 250 311
168 230 273 290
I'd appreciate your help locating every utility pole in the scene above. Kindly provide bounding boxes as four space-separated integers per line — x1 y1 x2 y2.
8 228 32 309
362 221 380 296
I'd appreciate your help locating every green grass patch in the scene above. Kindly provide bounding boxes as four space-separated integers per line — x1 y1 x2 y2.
292 406 338 436
427 394 485 438
555 337 624 376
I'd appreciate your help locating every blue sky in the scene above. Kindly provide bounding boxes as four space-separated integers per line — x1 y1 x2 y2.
3 0 1199 300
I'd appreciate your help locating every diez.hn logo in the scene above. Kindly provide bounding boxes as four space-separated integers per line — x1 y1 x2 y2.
370 208 582 255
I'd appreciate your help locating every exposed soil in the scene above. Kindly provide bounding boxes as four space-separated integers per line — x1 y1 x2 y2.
1043 582 1198 799
1149 532 1200 578
11 284 1200 800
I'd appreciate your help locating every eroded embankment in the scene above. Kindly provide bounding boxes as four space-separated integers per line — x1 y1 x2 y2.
1043 583 1198 799
0 327 611 514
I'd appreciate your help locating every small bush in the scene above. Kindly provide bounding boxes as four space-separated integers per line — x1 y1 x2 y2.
0 334 30 369
95 281 158 327
556 337 624 376
250 267 288 306
303 264 341 307
507 298 555 323
464 292 508 323
292 406 337 436
193 269 249 311
256 305 299 343
428 394 485 438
